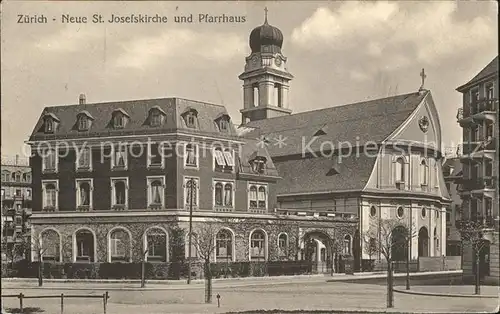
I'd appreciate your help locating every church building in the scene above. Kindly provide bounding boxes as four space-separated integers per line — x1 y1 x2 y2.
27 12 450 274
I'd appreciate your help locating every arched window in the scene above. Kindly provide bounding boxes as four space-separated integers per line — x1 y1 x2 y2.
224 184 233 206
41 230 60 262
109 229 130 262
370 206 377 217
420 159 428 185
79 116 88 130
434 227 439 254
258 186 266 208
146 228 167 262
395 157 405 183
15 172 21 182
278 233 288 257
250 230 266 261
216 229 233 262
249 186 258 208
75 230 94 262
215 183 223 206
343 235 351 255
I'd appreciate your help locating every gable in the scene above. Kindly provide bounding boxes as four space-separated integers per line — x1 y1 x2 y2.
384 92 440 150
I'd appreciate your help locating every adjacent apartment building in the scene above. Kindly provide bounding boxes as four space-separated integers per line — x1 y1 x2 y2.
456 56 499 283
1 155 32 261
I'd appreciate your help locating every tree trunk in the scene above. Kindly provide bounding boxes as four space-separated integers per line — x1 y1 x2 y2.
475 254 480 295
141 259 145 288
386 260 393 308
204 260 212 304
38 258 43 287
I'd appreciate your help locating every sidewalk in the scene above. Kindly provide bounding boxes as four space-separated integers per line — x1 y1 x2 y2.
1 270 462 291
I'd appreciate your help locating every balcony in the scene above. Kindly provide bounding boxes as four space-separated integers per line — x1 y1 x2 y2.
457 108 474 126
474 99 498 123
460 139 496 161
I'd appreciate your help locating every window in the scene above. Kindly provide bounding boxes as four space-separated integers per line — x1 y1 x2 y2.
421 207 427 218
250 230 266 261
16 189 21 197
76 179 93 209
1 171 9 182
249 184 267 210
370 206 377 217
27 189 31 197
147 176 165 208
111 145 127 169
184 143 198 168
113 114 125 128
486 84 494 100
78 116 89 131
343 235 351 255
184 111 197 128
15 173 21 182
109 229 130 262
278 233 288 257
397 206 404 218
111 178 128 209
147 143 164 167
214 148 235 171
42 150 57 172
41 229 60 262
146 228 167 262
76 147 92 170
214 181 234 208
184 177 199 209
395 157 405 189
250 157 267 174
216 229 233 262
75 229 94 262
45 118 54 133
42 181 58 210
436 210 440 219
150 110 163 126
420 159 428 186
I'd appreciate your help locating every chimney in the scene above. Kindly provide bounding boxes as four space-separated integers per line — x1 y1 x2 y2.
15 154 19 165
79 93 86 105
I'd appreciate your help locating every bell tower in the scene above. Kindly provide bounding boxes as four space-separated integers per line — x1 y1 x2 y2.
239 8 293 124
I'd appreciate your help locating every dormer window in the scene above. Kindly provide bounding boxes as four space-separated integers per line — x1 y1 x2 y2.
114 115 124 128
215 113 231 132
45 119 54 133
76 111 94 131
250 156 267 174
182 108 198 129
149 106 166 127
111 108 129 129
43 113 60 134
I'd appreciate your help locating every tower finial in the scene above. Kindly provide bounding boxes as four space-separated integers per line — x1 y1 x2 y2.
264 7 268 23
419 68 427 91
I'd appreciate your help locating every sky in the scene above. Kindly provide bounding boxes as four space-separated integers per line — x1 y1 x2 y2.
1 0 498 158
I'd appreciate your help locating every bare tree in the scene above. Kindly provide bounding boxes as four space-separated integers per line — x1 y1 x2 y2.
363 217 416 308
31 231 60 286
457 220 492 295
193 219 221 304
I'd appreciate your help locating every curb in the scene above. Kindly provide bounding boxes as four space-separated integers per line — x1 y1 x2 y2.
393 288 499 299
326 270 463 282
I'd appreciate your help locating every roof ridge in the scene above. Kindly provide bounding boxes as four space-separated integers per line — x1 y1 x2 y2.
247 91 418 126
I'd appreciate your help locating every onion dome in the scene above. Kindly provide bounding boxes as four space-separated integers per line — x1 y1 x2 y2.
249 9 283 53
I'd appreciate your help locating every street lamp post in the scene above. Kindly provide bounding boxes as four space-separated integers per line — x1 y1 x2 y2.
187 178 196 284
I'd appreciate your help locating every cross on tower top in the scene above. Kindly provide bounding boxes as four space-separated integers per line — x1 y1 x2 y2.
419 68 427 91
264 7 268 23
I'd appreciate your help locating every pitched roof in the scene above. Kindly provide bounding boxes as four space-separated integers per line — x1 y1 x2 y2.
29 97 240 141
275 154 376 195
457 56 499 92
241 91 427 157
443 157 463 177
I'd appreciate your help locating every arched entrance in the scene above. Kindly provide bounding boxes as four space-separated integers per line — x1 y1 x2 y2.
391 226 408 262
418 227 429 257
302 231 333 274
